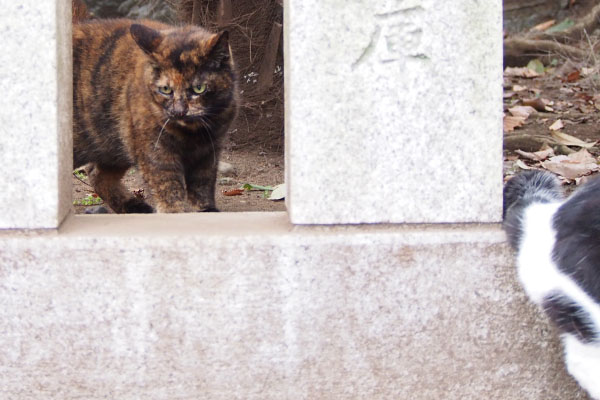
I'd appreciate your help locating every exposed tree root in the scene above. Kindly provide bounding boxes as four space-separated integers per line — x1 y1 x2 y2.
504 134 575 154
530 3 600 43
504 3 600 66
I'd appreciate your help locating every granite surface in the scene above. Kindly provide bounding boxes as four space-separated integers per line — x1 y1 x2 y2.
0 2 585 396
285 0 504 224
0 213 590 399
0 0 72 229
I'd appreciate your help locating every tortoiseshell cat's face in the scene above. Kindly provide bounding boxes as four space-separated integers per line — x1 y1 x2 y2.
131 24 235 127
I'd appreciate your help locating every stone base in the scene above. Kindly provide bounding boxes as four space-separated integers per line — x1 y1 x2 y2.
0 213 588 399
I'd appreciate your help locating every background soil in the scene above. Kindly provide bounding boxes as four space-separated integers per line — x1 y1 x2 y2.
72 145 285 213
503 0 600 191
503 68 600 185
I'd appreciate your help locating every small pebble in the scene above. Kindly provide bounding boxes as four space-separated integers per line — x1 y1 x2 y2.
84 206 109 214
218 161 235 176
219 177 234 185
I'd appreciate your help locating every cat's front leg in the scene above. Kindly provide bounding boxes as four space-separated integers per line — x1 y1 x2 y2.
138 156 188 213
88 164 154 214
186 158 219 212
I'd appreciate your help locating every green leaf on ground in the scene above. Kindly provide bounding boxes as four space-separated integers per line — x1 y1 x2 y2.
527 59 545 75
73 194 103 206
550 130 597 148
242 183 274 191
545 19 575 33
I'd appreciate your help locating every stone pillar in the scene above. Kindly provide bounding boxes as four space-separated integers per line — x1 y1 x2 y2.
285 0 503 224
0 0 72 229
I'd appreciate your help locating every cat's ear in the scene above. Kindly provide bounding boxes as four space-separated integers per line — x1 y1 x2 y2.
130 24 163 55
206 31 231 65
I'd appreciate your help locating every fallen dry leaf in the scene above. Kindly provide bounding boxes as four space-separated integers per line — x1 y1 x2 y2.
508 105 537 119
531 19 556 31
554 101 572 111
566 70 581 82
541 149 599 179
581 67 595 77
515 145 555 161
513 84 528 92
223 188 244 196
523 98 550 112
549 120 564 131
268 183 286 201
550 130 597 148
569 148 597 163
576 92 594 102
560 87 574 95
504 115 526 132
515 159 534 170
577 104 594 114
504 67 541 78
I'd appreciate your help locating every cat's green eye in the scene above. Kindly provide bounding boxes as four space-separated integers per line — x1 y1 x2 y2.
158 85 173 95
192 83 207 95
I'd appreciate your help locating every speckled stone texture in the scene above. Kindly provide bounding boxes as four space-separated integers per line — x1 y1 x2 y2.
0 0 72 229
285 0 503 224
0 213 590 399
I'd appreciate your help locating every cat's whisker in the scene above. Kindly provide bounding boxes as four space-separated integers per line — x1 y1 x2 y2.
154 118 171 150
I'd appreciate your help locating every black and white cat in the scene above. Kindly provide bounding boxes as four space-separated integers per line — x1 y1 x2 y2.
503 170 600 399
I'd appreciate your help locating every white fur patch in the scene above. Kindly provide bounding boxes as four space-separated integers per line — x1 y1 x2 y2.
517 202 562 304
563 334 600 399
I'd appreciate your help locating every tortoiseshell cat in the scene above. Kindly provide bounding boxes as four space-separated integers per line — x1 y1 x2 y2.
73 14 237 213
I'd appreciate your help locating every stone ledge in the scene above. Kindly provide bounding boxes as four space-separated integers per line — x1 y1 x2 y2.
0 213 588 399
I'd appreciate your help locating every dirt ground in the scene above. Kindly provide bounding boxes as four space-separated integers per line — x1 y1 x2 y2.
72 143 285 214
503 59 600 191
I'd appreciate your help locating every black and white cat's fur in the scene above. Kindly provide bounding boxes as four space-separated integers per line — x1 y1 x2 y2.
503 170 600 399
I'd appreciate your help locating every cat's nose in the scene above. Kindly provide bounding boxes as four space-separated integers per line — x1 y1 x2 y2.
171 102 188 118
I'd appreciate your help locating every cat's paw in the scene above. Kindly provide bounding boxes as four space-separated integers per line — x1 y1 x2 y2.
84 205 109 214
201 207 220 212
123 198 154 213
